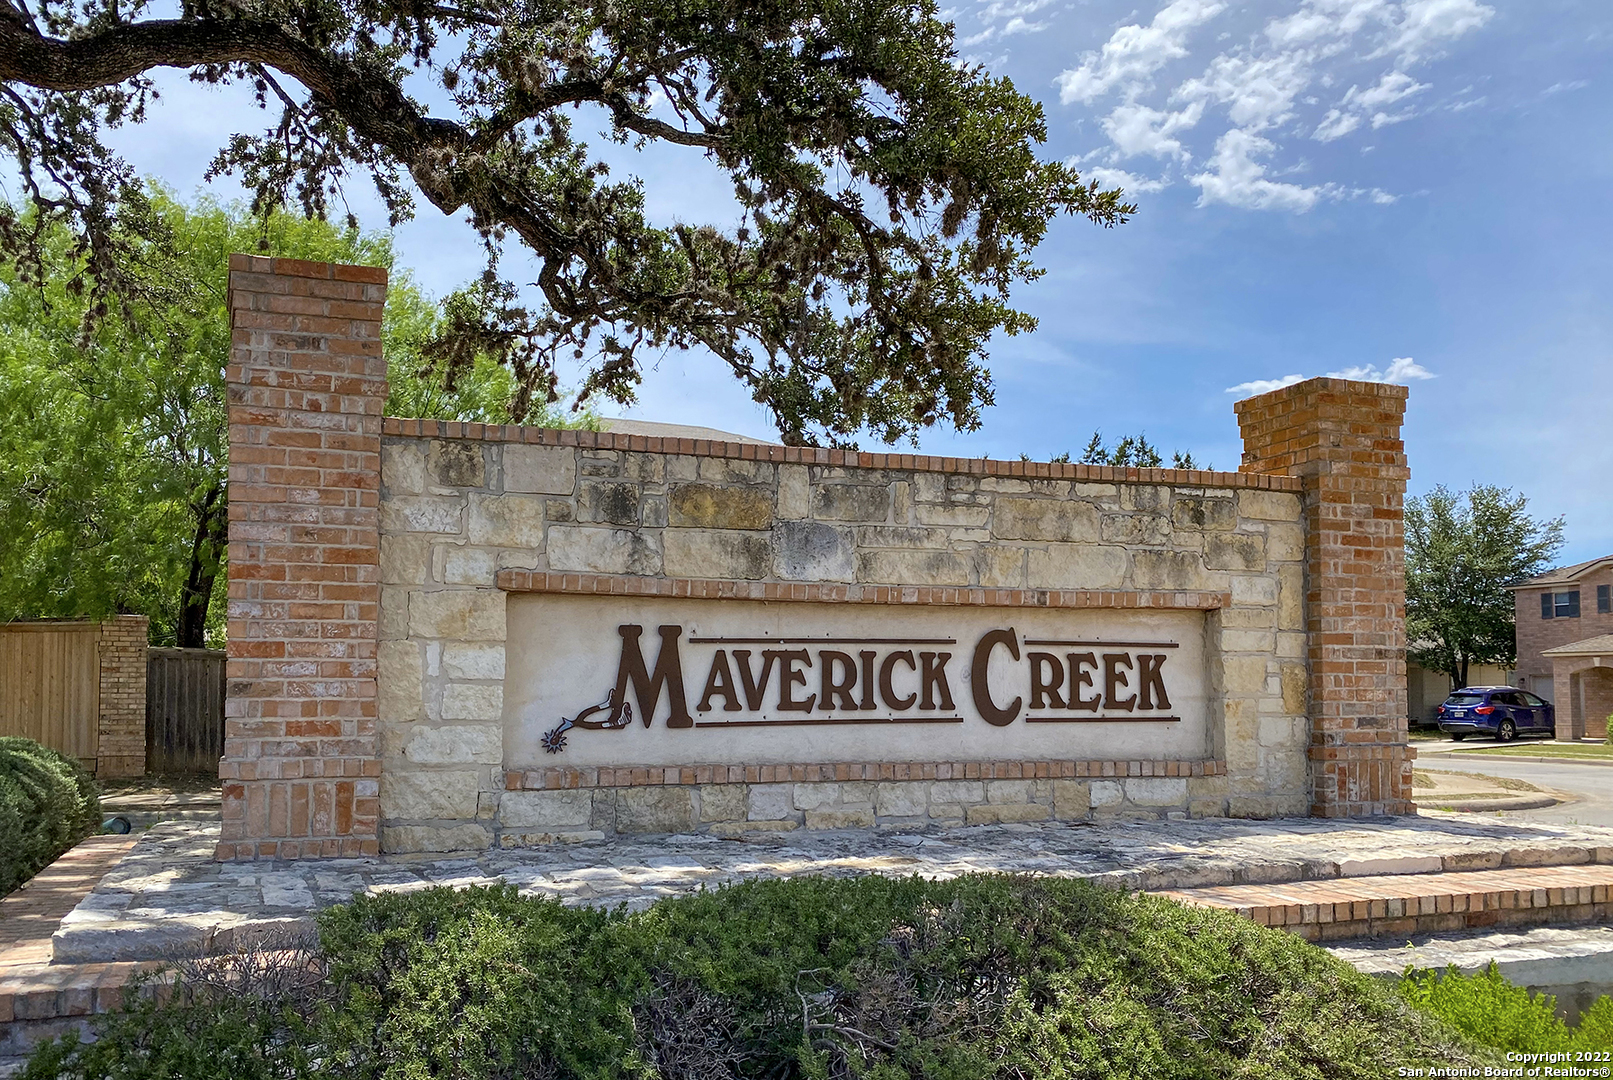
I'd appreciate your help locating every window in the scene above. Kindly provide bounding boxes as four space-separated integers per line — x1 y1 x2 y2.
1520 692 1547 707
1600 584 1610 614
1543 591 1580 619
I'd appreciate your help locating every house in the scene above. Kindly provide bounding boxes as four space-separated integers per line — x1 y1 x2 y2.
1507 555 1613 740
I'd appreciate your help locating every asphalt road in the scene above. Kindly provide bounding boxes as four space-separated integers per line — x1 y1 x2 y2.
1416 739 1613 827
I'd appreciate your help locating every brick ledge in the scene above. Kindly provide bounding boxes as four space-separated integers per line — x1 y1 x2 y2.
382 416 1303 493
507 759 1228 790
495 570 1232 611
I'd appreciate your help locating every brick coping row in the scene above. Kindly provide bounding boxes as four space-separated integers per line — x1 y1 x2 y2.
382 416 1304 493
507 758 1228 791
495 571 1233 611
1162 862 1613 943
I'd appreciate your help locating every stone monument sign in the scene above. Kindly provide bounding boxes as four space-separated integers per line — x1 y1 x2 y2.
217 255 1414 860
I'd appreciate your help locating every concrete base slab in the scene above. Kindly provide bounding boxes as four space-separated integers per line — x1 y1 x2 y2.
50 813 1613 965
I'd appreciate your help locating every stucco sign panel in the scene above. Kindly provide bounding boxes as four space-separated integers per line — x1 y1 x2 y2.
504 594 1211 768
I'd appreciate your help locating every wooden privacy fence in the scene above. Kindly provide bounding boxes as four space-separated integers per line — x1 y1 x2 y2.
0 622 101 761
146 648 226 774
0 617 148 776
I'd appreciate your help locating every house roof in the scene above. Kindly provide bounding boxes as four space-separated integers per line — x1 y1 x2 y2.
1504 555 1613 590
597 418 778 446
1541 634 1613 658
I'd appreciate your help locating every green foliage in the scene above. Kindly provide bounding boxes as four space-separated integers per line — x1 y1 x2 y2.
0 737 100 897
1398 962 1612 1053
2 0 1135 446
31 875 1493 1079
0 188 589 646
1405 484 1566 691
1031 431 1204 469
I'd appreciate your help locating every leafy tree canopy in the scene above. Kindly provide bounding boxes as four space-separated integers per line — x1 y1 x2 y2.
0 0 1133 446
1405 484 1565 692
0 187 585 645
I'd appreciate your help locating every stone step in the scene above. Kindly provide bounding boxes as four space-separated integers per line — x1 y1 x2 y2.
1158 863 1613 942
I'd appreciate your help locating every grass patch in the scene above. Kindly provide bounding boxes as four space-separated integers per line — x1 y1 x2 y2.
1413 770 1542 793
1453 742 1613 760
1399 963 1613 1053
26 875 1500 1080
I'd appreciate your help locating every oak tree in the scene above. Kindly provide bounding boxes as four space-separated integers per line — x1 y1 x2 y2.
1405 484 1565 692
0 0 1131 445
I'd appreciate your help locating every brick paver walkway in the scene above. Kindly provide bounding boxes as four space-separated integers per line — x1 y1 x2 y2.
0 837 137 973
1162 863 1613 941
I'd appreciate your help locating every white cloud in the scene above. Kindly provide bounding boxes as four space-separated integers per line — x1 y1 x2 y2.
1266 0 1394 48
1176 50 1313 131
1102 101 1205 160
1057 0 1495 214
958 0 1055 47
1225 357 1435 397
1313 108 1361 141
1055 0 1226 104
1225 373 1306 396
1190 130 1335 212
1543 80 1588 97
1314 70 1428 139
1326 356 1436 382
1082 165 1170 193
1380 0 1493 62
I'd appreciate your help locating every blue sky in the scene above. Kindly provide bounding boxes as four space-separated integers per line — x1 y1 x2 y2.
95 0 1612 562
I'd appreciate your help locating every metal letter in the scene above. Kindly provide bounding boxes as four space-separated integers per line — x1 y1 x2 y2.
1068 652 1100 712
698 650 742 712
970 629 1022 726
613 625 693 728
772 649 815 712
1102 652 1135 713
879 650 918 711
1027 652 1065 710
819 650 858 711
919 652 955 710
1137 654 1171 710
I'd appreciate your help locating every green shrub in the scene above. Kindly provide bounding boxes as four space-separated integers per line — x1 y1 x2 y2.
1399 962 1613 1053
28 875 1497 1080
0 736 100 896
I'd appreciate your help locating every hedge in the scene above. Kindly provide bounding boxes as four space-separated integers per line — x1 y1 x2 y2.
0 736 101 897
26 874 1498 1080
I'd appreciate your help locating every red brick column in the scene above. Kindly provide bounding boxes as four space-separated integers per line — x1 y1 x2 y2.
219 255 387 860
1235 377 1415 817
96 615 149 778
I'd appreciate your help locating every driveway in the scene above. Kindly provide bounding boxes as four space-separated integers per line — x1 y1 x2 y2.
1415 737 1613 827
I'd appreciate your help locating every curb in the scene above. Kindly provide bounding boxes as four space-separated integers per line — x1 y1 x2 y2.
1418 795 1564 812
1419 752 1613 768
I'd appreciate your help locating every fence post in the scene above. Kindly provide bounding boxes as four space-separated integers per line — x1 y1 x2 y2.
96 615 149 777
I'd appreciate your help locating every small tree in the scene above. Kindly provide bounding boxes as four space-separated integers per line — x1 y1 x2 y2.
0 188 589 646
1072 431 1200 469
1405 484 1565 691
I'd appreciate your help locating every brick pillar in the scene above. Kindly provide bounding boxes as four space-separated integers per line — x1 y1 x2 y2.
1234 377 1415 817
96 615 148 777
219 255 387 860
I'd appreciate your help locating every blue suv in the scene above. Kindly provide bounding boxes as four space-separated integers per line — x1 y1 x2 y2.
1436 687 1556 742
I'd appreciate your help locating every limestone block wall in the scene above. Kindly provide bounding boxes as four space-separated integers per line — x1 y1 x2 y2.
376 421 1311 852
